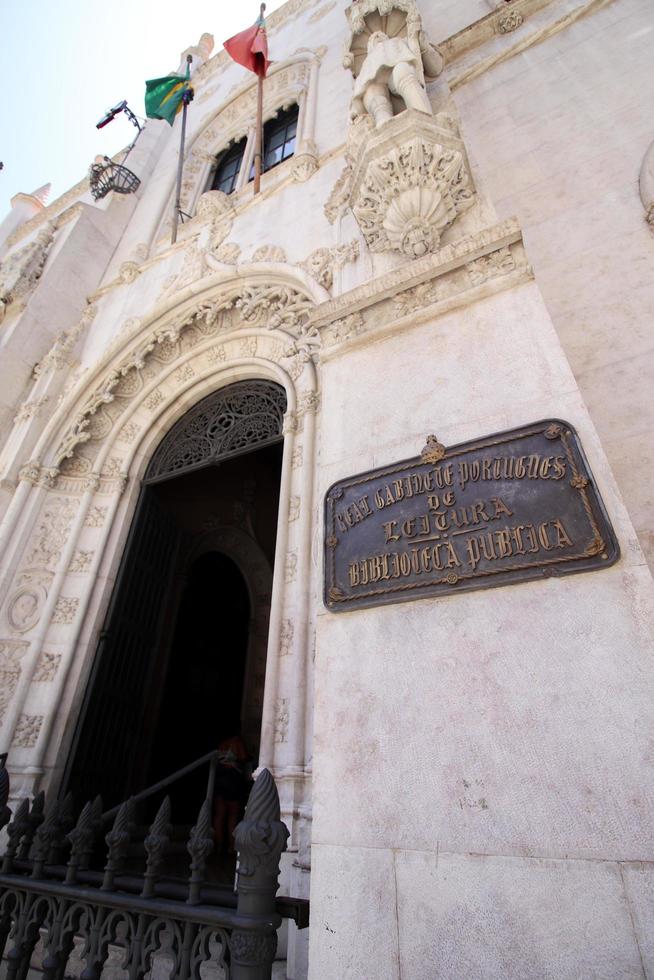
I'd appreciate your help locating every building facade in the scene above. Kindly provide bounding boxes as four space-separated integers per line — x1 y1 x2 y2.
0 0 653 976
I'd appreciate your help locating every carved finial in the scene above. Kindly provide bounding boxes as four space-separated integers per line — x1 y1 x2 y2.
30 183 51 205
2 798 30 871
66 800 96 883
421 434 446 464
31 797 61 876
0 754 10 833
234 768 289 878
18 791 45 858
187 798 214 904
102 798 134 890
142 796 172 898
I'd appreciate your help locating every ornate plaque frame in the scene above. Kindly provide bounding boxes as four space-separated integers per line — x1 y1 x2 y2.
324 420 619 612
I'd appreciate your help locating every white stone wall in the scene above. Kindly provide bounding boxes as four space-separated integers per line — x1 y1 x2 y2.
310 280 654 978
442 0 654 568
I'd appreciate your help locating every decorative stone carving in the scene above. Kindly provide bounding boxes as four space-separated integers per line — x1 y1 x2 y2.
280 619 294 656
285 553 298 584
26 497 78 570
497 10 524 33
119 261 140 284
54 283 317 470
239 337 258 357
323 311 366 346
117 422 139 444
173 363 196 384
298 391 320 415
69 550 94 573
299 241 360 290
51 597 79 625
206 344 227 364
0 224 55 320
12 714 44 748
466 246 516 285
0 640 28 723
33 651 62 682
291 140 319 183
7 586 47 633
144 389 164 412
213 241 241 264
274 698 290 743
252 245 288 263
354 114 475 256
288 496 301 522
392 280 441 317
177 59 314 216
84 506 107 528
100 456 124 478
16 397 49 427
344 0 443 129
291 446 303 469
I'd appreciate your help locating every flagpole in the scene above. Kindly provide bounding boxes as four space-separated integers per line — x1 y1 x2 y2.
253 3 266 196
172 54 193 244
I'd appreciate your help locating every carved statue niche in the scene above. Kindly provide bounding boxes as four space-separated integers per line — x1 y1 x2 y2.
344 0 443 129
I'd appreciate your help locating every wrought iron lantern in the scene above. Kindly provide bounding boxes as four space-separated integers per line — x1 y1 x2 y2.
89 156 141 201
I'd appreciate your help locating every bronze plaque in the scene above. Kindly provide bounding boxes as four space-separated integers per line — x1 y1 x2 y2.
324 420 619 612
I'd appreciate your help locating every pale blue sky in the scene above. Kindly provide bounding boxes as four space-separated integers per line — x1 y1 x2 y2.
0 0 286 215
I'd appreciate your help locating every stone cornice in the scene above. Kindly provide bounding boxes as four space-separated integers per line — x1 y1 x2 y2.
309 218 525 328
444 0 615 90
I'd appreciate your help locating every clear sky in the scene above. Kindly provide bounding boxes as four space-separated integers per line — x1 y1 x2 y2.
0 0 287 215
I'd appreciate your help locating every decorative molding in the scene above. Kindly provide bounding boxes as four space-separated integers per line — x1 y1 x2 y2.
274 698 290 743
280 619 294 656
84 506 107 528
349 112 475 256
14 396 50 425
0 640 28 723
252 245 288 263
285 553 298 585
6 586 47 634
69 550 94 573
299 241 360 290
34 304 98 378
0 225 55 323
12 713 44 748
33 651 62 682
51 596 80 625
447 0 613 91
497 10 524 33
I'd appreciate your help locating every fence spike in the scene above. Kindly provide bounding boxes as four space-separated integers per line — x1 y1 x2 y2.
230 769 290 978
0 754 10 833
142 796 172 898
2 797 30 871
65 800 95 883
31 797 61 877
187 798 214 905
17 790 45 859
102 797 133 890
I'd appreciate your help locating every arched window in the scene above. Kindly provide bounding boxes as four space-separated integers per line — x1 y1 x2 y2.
210 137 248 195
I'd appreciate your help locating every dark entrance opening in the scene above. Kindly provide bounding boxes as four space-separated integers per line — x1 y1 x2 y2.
63 381 286 818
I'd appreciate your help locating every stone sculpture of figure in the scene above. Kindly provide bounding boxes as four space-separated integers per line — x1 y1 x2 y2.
351 30 439 128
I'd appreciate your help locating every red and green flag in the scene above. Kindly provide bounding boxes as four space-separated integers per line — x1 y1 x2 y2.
224 7 270 77
144 62 191 126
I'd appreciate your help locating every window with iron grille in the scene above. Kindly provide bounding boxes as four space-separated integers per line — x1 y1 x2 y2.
210 136 247 195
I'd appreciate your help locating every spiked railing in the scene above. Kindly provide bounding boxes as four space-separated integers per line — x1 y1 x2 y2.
0 767 307 979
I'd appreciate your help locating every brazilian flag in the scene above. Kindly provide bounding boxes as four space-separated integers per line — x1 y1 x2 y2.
144 68 190 126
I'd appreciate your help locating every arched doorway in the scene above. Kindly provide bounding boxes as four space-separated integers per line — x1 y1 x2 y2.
63 380 286 812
